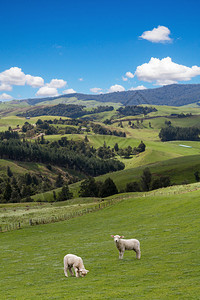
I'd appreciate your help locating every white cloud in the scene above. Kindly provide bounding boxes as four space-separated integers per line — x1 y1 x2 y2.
125 71 134 78
134 57 200 85
79 78 83 81
47 79 67 88
0 67 26 85
90 87 102 93
25 75 44 87
129 85 147 91
122 76 128 81
0 83 12 91
108 84 125 93
0 93 13 100
140 26 172 43
0 67 45 90
36 86 59 97
63 88 76 94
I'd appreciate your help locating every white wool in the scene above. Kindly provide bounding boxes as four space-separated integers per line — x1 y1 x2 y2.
111 235 141 259
64 254 89 278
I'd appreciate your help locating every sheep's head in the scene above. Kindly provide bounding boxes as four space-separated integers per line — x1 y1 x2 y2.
111 235 124 243
79 269 89 277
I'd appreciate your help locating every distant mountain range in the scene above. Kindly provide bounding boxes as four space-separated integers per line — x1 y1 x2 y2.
22 84 200 107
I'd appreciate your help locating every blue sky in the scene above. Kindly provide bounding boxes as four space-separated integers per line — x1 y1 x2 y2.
1 0 200 100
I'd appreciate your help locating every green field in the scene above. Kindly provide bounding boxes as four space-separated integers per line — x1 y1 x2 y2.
0 184 199 299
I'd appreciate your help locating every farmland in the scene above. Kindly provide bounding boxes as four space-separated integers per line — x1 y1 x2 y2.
0 184 199 299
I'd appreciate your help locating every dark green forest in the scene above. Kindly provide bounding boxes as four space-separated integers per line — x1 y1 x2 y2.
159 126 200 141
17 104 114 118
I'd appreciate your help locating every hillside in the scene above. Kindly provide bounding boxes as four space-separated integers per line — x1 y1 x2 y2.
16 83 200 107
0 185 199 299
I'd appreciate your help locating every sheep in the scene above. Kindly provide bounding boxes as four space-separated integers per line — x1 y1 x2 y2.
111 235 141 259
64 254 89 278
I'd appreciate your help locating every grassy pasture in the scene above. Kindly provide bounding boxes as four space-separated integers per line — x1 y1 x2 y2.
96 154 200 189
66 153 200 197
0 197 101 229
0 185 199 299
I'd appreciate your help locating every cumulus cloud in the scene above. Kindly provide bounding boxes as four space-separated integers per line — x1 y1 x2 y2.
36 86 59 97
125 71 134 78
122 76 128 81
129 85 147 91
140 26 172 43
47 79 67 88
108 84 125 93
26 75 44 87
134 57 200 85
0 83 12 91
63 88 76 94
0 67 45 90
79 78 83 81
0 93 13 100
90 87 102 93
0 67 26 85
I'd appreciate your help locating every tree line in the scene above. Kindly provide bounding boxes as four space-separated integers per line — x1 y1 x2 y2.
0 136 125 177
78 167 171 199
159 126 200 141
91 123 126 137
117 105 157 116
17 104 114 119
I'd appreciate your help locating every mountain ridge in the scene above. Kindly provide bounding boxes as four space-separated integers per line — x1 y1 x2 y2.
16 83 200 107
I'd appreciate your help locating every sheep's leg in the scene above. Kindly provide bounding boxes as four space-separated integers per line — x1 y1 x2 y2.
74 266 80 277
119 251 124 259
68 266 74 276
136 250 141 259
64 264 68 277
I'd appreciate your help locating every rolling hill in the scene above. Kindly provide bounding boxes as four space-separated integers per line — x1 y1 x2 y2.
0 184 199 299
16 83 200 107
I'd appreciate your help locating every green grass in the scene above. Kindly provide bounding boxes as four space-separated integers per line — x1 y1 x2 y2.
0 197 102 229
67 153 200 196
0 184 199 299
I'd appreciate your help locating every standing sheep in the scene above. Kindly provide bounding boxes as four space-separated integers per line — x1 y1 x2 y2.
111 235 141 259
64 254 89 278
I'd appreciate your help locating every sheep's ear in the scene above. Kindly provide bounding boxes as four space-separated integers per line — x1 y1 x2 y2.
86 270 89 272
111 235 114 238
120 236 124 238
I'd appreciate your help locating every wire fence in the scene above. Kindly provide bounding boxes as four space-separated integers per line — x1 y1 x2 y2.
0 198 119 233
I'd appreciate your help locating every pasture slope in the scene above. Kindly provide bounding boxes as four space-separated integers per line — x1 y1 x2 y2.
0 185 199 299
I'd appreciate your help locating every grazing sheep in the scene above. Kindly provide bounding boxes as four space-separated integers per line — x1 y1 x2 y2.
64 254 89 278
111 235 141 259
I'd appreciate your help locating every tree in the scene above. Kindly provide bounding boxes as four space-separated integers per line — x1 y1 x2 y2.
84 135 89 142
53 190 57 201
126 182 141 192
79 177 99 197
151 176 171 190
114 143 119 152
7 166 13 177
123 146 132 158
10 189 21 203
55 173 64 187
137 141 146 153
3 182 12 202
141 168 152 191
99 177 118 197
194 171 200 182
57 184 73 201
25 173 32 186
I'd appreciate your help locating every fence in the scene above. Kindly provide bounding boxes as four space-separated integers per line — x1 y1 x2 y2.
0 198 120 233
